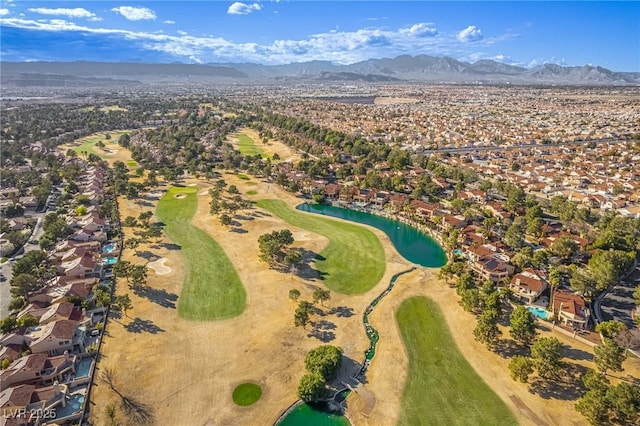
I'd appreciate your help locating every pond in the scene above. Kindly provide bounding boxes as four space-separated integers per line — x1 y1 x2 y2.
296 203 447 267
276 402 350 426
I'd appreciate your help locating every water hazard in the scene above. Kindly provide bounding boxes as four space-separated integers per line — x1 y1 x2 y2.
296 203 447 267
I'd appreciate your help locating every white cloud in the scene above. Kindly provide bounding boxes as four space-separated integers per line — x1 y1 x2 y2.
457 25 483 42
111 6 156 21
27 7 97 19
402 23 438 38
0 17 514 65
227 2 262 16
164 20 176 24
0 9 9 16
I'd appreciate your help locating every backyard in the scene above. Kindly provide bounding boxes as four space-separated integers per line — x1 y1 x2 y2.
156 186 246 320
256 199 386 294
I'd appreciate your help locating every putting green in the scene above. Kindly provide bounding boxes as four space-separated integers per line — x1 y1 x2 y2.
396 296 517 426
256 199 385 294
69 131 128 158
232 383 262 406
156 186 246 320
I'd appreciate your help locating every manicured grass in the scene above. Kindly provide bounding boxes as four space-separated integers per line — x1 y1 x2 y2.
396 296 517 426
237 173 250 180
126 160 138 168
236 133 265 157
246 190 258 195
256 199 385 294
156 186 246 320
232 383 262 406
70 131 128 158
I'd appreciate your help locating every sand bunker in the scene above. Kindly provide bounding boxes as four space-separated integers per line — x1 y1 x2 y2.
187 183 197 187
198 190 209 196
148 257 171 275
174 193 187 199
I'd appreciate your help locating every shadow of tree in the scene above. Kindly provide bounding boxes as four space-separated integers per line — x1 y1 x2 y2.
339 355 367 385
308 320 337 342
328 306 355 318
135 250 158 261
528 362 587 401
230 227 248 234
494 338 529 359
131 285 178 309
125 317 165 334
161 243 181 251
120 394 155 424
235 214 255 221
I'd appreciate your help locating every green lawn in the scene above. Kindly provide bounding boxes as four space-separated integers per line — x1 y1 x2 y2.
256 199 385 294
236 133 265 157
156 186 246 320
396 296 517 426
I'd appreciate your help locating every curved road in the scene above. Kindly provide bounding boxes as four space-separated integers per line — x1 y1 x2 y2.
599 259 640 347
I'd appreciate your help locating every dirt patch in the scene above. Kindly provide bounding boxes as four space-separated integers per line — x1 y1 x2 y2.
147 257 171 275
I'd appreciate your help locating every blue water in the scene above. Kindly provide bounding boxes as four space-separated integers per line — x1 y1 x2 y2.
104 257 117 265
527 306 550 320
76 359 92 378
54 394 84 418
296 203 447 267
102 243 116 254
454 249 464 256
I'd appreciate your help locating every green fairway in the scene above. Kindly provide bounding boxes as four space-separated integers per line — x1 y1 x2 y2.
70 131 127 158
156 186 246 320
256 199 385 294
236 133 265 157
396 296 517 426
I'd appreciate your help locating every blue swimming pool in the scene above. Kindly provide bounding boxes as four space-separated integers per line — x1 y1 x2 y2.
103 257 117 265
527 306 550 320
76 359 92 378
54 394 84 418
102 243 116 254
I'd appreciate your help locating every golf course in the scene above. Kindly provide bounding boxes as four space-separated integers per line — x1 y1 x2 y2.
236 133 265 157
396 296 517 426
156 186 246 320
256 199 385 294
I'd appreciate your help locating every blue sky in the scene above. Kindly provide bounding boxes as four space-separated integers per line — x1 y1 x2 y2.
0 1 638 71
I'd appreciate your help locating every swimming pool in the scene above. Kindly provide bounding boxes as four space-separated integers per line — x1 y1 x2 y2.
103 257 117 265
527 306 550 320
102 243 116 254
76 359 93 378
54 393 85 418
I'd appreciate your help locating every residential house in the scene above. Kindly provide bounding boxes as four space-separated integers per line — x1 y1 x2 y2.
509 269 548 304
0 352 76 391
552 290 590 330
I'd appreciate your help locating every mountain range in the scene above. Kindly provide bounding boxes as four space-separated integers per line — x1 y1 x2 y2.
1 55 638 86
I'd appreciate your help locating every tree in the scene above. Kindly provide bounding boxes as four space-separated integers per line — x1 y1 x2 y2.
124 237 140 254
17 314 39 329
228 185 239 194
10 273 41 298
284 248 303 271
504 217 526 250
130 265 148 288
576 370 640 426
258 229 295 266
459 288 482 314
289 288 301 301
1 358 10 370
509 305 537 346
294 301 312 329
312 288 331 306
588 250 634 291
596 321 627 340
531 337 564 379
549 236 579 261
112 260 132 281
532 250 550 270
122 216 138 227
473 309 501 348
297 373 327 403
304 345 343 380
509 355 534 383
569 266 598 300
594 338 627 375
138 211 153 228
219 213 233 227
115 294 133 318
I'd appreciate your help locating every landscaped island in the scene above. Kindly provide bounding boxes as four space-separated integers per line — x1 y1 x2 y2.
256 199 385 294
